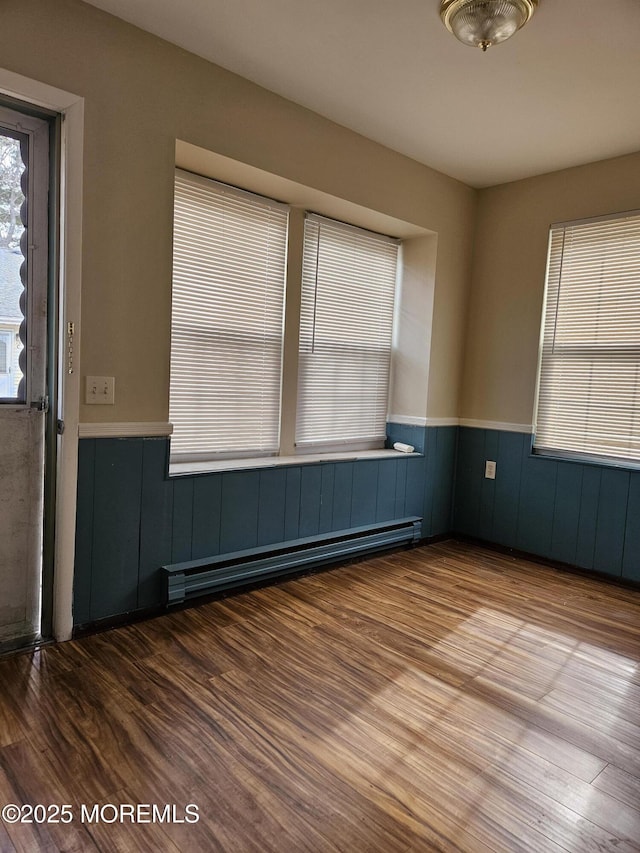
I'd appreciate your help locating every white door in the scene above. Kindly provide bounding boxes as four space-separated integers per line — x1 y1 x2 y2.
0 106 49 649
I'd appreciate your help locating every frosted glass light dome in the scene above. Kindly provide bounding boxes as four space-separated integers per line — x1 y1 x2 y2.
440 0 538 51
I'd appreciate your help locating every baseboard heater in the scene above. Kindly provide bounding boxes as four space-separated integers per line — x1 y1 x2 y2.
163 516 422 606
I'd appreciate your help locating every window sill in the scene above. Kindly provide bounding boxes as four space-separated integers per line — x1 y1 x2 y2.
169 448 422 478
531 447 640 472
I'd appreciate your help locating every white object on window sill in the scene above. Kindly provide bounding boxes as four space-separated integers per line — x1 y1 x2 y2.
393 441 415 453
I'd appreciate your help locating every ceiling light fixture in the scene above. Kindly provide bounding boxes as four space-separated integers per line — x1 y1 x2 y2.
440 0 538 51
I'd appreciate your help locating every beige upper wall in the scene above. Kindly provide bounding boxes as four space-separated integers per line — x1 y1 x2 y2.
461 150 640 427
0 0 476 424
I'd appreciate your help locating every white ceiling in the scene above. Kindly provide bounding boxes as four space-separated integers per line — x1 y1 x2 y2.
84 0 640 188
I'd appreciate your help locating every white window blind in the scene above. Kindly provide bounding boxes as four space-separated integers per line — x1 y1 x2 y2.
296 213 399 450
534 210 640 464
170 170 289 462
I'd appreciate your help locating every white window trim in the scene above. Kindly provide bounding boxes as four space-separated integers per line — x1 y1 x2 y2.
169 170 289 465
170 446 421 477
294 212 400 453
169 192 403 475
533 208 640 467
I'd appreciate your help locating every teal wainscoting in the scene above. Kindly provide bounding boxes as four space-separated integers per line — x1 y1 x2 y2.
386 423 457 537
73 424 458 626
454 427 640 583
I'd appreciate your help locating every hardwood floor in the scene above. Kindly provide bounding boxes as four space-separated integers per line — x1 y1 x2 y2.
1 540 639 852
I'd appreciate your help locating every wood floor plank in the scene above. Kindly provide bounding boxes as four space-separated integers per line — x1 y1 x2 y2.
481 747 640 843
203 626 577 851
0 540 639 851
137 698 347 853
592 763 640 812
469 676 640 778
541 687 640 742
207 669 500 852
79 790 183 853
0 743 98 853
0 825 15 853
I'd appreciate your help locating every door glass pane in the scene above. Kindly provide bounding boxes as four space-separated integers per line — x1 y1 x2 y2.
0 133 26 401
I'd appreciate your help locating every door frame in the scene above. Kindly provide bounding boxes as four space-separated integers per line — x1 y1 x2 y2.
0 103 51 648
0 68 84 642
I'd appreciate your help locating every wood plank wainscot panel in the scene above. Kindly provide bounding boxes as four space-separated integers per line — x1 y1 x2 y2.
73 429 458 625
4 541 640 851
454 427 639 582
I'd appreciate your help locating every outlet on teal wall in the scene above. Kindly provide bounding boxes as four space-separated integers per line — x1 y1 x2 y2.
453 427 640 583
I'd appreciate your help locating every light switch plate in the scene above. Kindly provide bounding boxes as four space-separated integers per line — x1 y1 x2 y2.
86 375 115 405
485 460 496 480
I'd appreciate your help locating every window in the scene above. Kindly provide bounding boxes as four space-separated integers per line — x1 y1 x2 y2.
0 131 27 402
169 171 289 462
169 172 401 469
296 214 399 451
534 210 640 464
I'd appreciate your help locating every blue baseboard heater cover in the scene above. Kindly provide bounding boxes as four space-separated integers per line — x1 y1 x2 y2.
163 516 422 606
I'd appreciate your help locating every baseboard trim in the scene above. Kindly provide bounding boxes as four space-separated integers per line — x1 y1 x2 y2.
458 419 533 434
453 534 640 591
387 416 460 428
387 415 428 427
419 532 455 546
78 422 173 438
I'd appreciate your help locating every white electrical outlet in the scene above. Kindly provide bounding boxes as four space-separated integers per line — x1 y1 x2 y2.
485 460 496 480
86 375 115 405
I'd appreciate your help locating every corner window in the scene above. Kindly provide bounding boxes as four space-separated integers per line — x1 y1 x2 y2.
169 171 289 463
534 210 640 464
